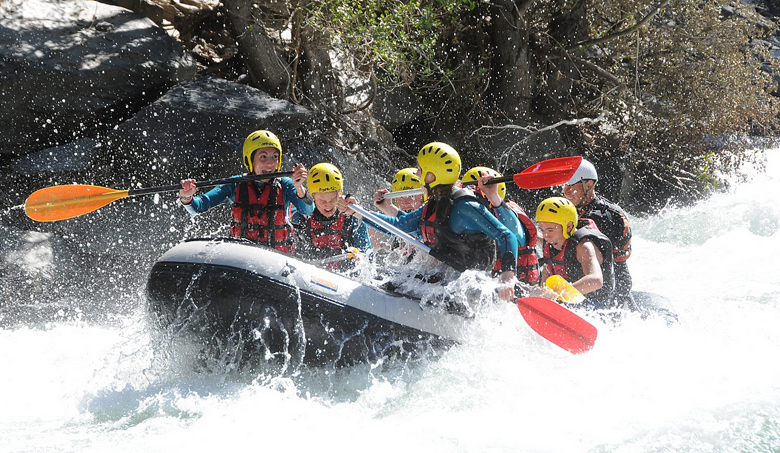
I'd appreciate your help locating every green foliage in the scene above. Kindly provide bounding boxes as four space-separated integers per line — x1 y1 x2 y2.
240 0 778 208
556 0 780 208
584 0 779 160
302 0 476 85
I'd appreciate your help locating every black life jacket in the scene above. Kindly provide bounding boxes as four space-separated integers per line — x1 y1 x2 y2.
419 189 497 272
542 222 615 303
581 195 632 263
231 179 294 254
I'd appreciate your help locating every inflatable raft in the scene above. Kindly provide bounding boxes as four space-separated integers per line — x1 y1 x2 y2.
146 238 471 367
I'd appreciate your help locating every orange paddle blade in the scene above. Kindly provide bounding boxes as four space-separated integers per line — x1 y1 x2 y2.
516 296 597 354
513 156 582 189
25 185 129 222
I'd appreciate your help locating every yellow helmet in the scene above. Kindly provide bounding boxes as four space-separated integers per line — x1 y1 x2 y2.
392 167 422 192
536 197 578 239
463 166 506 201
417 142 461 188
243 130 282 173
307 163 344 193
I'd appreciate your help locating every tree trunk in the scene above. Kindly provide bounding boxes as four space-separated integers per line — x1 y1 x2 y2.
99 0 168 24
224 0 290 99
535 0 590 119
486 0 536 119
292 16 342 113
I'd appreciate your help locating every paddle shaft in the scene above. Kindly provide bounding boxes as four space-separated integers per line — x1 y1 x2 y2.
382 156 582 200
383 178 508 200
348 203 430 253
348 203 467 272
128 171 294 196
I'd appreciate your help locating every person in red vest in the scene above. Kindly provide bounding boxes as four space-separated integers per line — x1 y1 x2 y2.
368 166 427 254
536 196 616 308
296 163 371 270
178 129 314 253
375 167 426 215
462 166 540 285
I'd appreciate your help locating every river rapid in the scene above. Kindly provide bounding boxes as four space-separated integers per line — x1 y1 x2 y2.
2 149 779 452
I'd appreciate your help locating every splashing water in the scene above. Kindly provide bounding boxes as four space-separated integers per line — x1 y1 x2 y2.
1 150 779 452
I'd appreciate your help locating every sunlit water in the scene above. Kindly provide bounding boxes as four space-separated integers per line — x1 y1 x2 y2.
2 149 780 452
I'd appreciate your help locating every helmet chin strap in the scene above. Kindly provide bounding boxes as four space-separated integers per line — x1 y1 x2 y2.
423 183 436 199
573 180 594 209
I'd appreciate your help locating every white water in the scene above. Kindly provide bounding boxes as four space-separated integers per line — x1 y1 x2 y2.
2 150 780 452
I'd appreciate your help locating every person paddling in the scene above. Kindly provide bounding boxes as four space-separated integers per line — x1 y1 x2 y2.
369 167 426 255
178 130 314 253
462 166 540 286
374 167 426 216
345 142 519 303
536 196 616 308
562 159 634 306
296 163 371 271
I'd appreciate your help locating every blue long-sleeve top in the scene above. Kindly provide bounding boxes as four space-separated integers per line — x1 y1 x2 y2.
182 176 314 218
362 196 519 271
492 202 527 248
350 217 372 253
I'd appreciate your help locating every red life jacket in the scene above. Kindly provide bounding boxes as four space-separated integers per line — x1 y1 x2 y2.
307 211 353 251
231 180 294 253
420 202 438 246
302 211 356 271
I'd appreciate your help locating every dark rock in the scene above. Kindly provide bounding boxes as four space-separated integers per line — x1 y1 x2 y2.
371 84 427 129
0 0 196 157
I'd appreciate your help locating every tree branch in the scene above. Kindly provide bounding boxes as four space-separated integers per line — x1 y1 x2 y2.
569 0 673 50
471 113 606 140
539 43 625 87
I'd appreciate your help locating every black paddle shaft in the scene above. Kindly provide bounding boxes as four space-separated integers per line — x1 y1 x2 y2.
127 171 294 196
460 174 515 187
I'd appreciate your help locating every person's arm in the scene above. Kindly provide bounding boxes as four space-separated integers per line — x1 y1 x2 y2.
450 200 518 302
474 174 526 248
290 163 309 199
373 189 400 216
573 240 604 295
450 200 518 272
493 203 527 248
179 181 238 216
282 177 315 216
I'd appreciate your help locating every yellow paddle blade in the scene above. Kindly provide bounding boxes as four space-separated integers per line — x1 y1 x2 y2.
545 275 586 305
25 185 129 222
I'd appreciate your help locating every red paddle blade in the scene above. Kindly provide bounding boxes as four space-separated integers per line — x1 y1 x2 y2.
512 156 583 189
25 185 129 222
516 296 597 354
